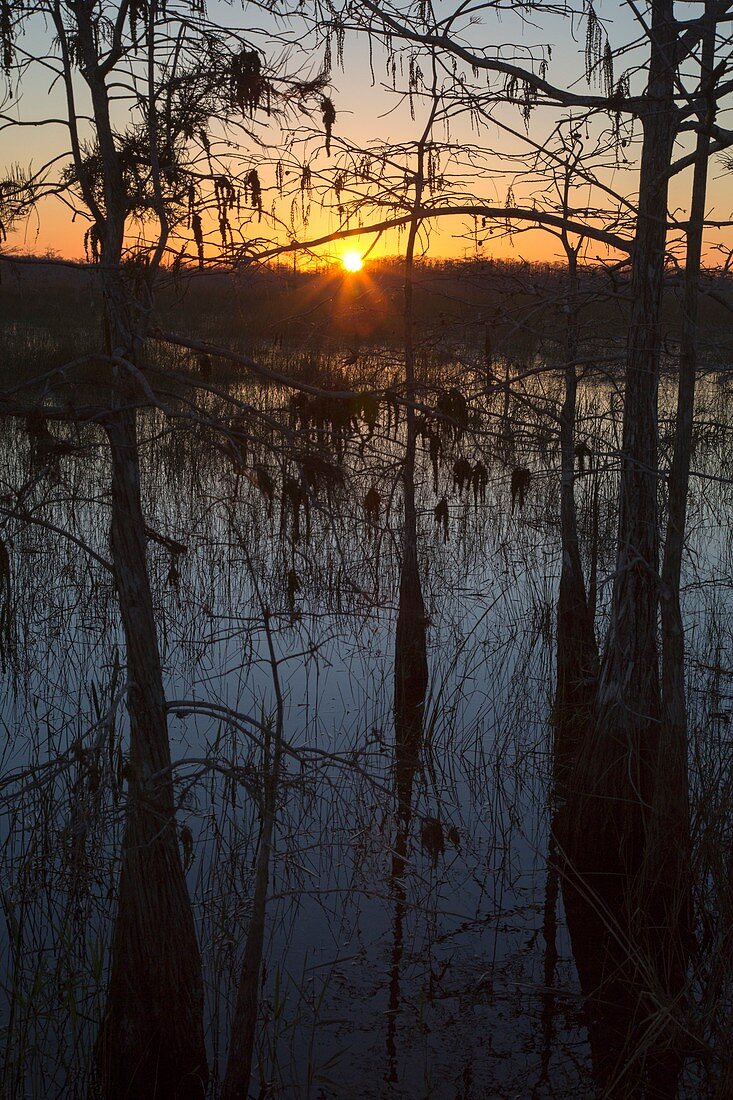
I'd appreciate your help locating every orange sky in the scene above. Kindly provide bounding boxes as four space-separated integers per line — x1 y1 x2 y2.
10 158 730 269
3 3 733 267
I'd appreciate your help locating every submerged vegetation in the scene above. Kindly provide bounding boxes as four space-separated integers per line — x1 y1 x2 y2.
2 270 733 1095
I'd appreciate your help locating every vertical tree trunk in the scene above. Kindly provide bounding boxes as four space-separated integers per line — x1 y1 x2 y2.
96 399 208 1100
387 540 428 1085
560 2 686 1093
592 0 677 843
571 0 676 898
386 120 430 1083
394 223 427 840
655 0 717 969
395 77 434 761
222 611 284 1100
61 14 209 1088
554 243 598 791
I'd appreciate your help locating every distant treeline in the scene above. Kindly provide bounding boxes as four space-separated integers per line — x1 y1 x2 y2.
2 252 733 374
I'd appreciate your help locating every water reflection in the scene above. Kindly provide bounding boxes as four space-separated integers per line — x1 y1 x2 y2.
0 369 732 1095
536 830 559 1094
553 702 690 1097
387 512 428 1083
554 810 687 1098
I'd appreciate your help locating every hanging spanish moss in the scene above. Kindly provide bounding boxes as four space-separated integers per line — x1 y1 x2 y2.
243 168 262 219
321 96 336 155
230 48 271 115
1 0 13 72
84 224 101 263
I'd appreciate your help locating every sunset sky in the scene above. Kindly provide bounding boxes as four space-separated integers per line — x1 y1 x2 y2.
3 0 732 265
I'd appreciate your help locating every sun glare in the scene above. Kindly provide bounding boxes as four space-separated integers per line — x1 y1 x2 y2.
342 251 364 273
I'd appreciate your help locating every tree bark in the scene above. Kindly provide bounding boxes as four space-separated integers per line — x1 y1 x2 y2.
386 114 431 1084
655 0 717 973
559 2 687 1093
554 242 598 793
591 0 677 851
572 0 676 894
96 401 208 1100
58 12 209 1091
222 611 284 1100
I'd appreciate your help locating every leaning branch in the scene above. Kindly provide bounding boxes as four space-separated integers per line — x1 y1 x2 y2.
248 204 631 264
357 0 647 114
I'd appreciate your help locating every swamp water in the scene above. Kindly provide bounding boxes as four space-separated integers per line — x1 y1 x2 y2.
1 366 732 1097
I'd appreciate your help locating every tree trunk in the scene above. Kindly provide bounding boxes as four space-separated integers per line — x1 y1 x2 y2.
387 531 428 1085
386 133 430 1083
590 0 677 857
570 0 676 904
222 612 284 1100
559 2 687 1093
656 0 716 977
63 15 209 1086
397 209 428 754
554 245 598 792
91 226 207 1099
96 401 208 1099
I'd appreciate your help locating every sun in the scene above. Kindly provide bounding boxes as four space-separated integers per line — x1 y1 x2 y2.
341 251 364 273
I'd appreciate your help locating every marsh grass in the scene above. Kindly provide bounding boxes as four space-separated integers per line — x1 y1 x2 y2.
0 301 732 1095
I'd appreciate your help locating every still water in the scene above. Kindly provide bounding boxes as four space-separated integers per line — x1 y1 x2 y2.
1 368 732 1097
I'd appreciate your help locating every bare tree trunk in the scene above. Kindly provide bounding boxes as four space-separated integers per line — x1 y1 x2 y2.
554 242 598 791
574 0 674 891
97 401 208 1099
222 608 284 1100
560 1 687 1092
387 539 428 1085
655 0 717 969
592 0 676 855
58 12 209 1088
394 175 428 832
394 71 434 755
386 111 431 1085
